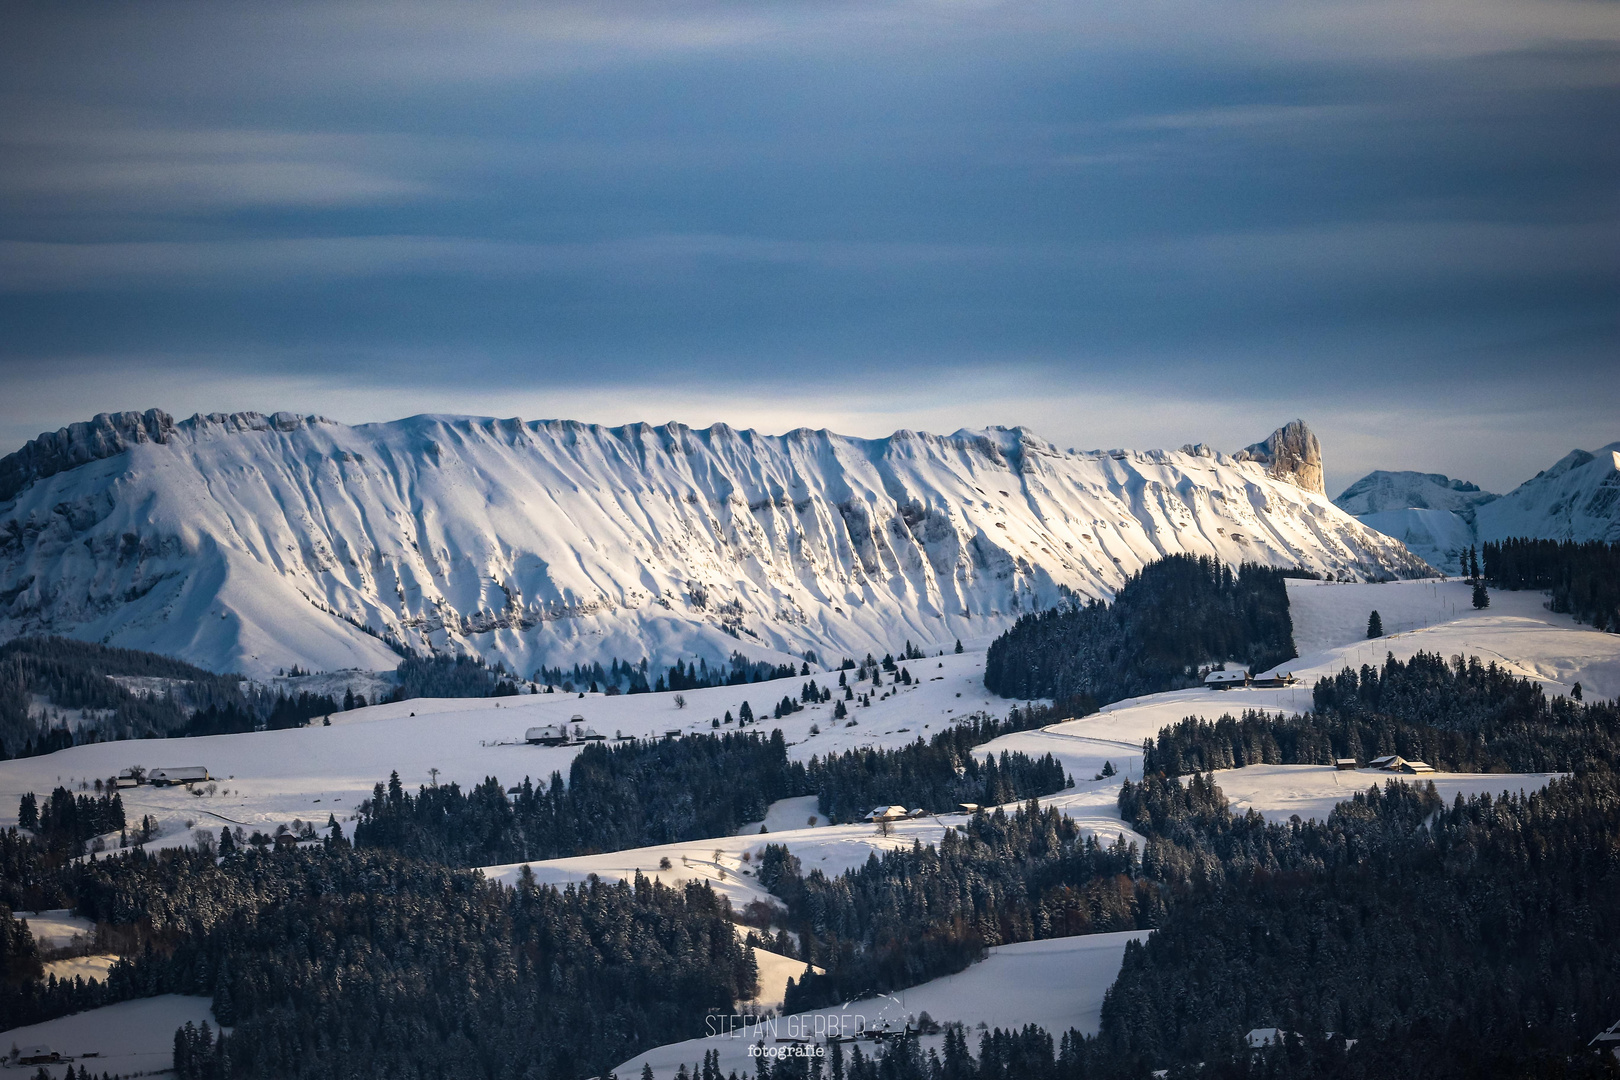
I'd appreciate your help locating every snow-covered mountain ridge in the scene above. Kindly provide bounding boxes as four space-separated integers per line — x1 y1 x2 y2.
1335 443 1620 574
0 411 1429 676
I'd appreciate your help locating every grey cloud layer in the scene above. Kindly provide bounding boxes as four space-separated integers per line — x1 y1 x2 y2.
0 0 1615 491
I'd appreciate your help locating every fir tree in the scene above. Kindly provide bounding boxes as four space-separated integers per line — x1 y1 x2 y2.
17 792 38 831
1473 580 1490 609
1366 610 1383 638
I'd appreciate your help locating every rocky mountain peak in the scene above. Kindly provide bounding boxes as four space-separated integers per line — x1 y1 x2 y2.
1233 419 1324 495
0 409 176 503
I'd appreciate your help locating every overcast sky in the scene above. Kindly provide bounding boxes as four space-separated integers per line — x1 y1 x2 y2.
1 0 1615 496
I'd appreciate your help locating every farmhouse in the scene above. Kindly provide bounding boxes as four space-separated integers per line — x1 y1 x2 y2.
17 1047 62 1065
525 725 570 746
1367 754 1401 770
148 766 209 786
1204 668 1249 689
1392 760 1436 774
865 805 908 822
1334 758 1359 770
1250 672 1298 688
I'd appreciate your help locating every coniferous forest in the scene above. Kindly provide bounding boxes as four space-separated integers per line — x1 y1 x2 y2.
1484 537 1620 631
982 556 1297 709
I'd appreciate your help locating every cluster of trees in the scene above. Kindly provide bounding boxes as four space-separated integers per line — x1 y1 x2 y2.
762 765 1620 1078
355 731 807 865
1140 651 1615 776
1096 768 1620 1076
352 725 1072 868
1485 537 1620 630
653 655 806 693
182 689 342 737
0 637 382 755
806 733 1068 823
17 787 126 855
394 653 523 698
534 652 810 695
983 556 1296 709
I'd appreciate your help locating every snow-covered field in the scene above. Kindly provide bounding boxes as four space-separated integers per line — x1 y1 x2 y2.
13 909 94 950
0 651 1005 842
40 953 118 984
0 995 217 1078
614 930 1148 1079
479 808 1016 912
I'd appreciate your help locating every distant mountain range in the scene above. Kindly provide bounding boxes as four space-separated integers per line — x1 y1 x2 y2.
1335 444 1620 574
0 411 1427 677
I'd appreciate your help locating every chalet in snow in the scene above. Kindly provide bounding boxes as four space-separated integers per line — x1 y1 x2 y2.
148 766 210 786
525 717 606 746
16 1047 62 1066
1204 667 1249 689
1367 755 1436 774
1203 667 1297 690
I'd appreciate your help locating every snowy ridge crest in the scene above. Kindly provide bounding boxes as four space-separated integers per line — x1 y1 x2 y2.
0 412 1430 676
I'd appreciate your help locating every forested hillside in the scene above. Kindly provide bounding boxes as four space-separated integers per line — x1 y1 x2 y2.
0 637 251 757
3 843 756 1080
983 556 1297 709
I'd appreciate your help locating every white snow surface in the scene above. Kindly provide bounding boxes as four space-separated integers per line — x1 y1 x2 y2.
14 909 94 950
734 927 825 1013
1338 443 1620 574
0 412 1427 678
40 953 119 984
0 994 217 1078
614 930 1148 1079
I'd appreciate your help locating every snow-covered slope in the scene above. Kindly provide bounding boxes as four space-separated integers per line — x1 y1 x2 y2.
1337 444 1620 574
1333 471 1498 573
0 412 1428 677
1477 444 1620 545
1334 471 1498 518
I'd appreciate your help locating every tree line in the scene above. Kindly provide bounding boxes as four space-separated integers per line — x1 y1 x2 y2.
983 556 1297 709
1484 537 1620 631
